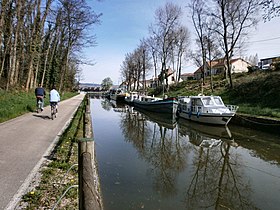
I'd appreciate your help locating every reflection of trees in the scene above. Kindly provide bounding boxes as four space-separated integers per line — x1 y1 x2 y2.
229 126 280 165
120 108 190 196
100 99 112 111
185 141 255 210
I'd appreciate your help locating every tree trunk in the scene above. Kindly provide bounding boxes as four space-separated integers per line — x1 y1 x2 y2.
0 0 10 81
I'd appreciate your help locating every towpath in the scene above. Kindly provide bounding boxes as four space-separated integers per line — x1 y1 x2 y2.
0 93 85 209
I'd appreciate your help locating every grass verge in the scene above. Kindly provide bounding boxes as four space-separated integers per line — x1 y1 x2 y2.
17 97 85 209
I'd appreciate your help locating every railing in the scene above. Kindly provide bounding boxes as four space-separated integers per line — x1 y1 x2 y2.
226 105 239 112
78 95 102 210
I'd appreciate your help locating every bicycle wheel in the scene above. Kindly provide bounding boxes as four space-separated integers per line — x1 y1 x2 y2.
37 101 42 113
51 105 55 120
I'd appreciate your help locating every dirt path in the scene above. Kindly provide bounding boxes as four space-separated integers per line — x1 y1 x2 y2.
0 93 85 209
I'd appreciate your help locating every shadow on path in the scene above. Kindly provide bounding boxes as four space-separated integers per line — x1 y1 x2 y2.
32 114 51 120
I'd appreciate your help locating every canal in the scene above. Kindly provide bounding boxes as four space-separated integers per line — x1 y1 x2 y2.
90 97 280 210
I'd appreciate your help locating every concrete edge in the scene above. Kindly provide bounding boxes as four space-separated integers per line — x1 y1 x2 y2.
5 94 85 210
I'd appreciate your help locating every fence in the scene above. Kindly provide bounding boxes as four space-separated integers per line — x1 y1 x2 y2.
78 95 102 210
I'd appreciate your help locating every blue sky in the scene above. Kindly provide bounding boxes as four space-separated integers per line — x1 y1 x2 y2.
82 0 280 84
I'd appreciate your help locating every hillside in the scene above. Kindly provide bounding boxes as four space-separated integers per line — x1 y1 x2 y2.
154 70 280 119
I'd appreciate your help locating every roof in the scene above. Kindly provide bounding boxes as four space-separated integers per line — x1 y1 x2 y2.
181 73 194 77
260 56 280 61
194 57 250 74
158 68 175 77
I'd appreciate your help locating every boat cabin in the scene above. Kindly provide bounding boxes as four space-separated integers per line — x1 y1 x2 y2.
179 96 230 114
140 96 162 102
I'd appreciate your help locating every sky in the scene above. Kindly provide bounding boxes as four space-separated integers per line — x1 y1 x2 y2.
81 0 280 84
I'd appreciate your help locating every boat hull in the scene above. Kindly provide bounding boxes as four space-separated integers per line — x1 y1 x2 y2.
134 99 178 115
178 111 234 125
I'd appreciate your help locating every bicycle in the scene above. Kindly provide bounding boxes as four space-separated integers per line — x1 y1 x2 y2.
50 102 58 120
36 97 44 113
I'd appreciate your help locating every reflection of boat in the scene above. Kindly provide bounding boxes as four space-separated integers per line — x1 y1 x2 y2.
199 139 221 148
109 89 128 102
109 99 127 112
134 95 178 115
134 107 177 129
177 95 238 125
178 118 236 147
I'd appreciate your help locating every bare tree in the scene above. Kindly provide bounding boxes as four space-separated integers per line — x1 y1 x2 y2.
204 19 222 93
190 0 209 85
261 0 280 20
211 0 260 88
146 36 159 82
149 2 183 91
172 26 190 82
0 0 101 92
55 0 101 92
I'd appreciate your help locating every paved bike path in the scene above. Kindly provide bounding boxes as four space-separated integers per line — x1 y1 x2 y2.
0 93 85 209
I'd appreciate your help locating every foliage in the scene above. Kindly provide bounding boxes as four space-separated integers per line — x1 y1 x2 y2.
0 0 101 92
101 77 113 90
226 71 280 108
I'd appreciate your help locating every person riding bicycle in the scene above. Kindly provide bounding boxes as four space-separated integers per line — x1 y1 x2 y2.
49 86 60 112
35 83 46 111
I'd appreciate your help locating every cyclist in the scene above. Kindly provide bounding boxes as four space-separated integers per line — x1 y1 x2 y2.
35 83 46 111
49 86 60 113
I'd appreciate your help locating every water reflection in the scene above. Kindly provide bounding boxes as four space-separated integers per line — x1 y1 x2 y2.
124 107 255 209
178 121 253 209
92 98 280 210
120 106 188 197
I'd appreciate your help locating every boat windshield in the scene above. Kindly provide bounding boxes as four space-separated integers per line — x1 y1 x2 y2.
202 97 214 106
213 97 224 106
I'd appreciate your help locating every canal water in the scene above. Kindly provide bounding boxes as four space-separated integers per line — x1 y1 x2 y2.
90 98 280 210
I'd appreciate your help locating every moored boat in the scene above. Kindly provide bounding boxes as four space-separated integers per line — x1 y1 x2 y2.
124 91 139 105
133 95 178 115
177 95 238 125
110 89 128 102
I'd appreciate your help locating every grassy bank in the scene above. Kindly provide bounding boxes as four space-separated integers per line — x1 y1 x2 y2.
0 90 78 123
152 70 280 119
17 96 85 209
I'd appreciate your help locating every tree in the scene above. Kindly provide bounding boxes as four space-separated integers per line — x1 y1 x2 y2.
261 0 280 20
0 0 101 92
149 2 183 91
190 0 208 85
169 26 190 83
101 77 113 91
55 0 101 92
211 0 260 88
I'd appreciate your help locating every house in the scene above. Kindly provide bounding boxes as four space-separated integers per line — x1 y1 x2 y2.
181 73 194 81
158 68 183 85
193 58 251 80
258 56 280 70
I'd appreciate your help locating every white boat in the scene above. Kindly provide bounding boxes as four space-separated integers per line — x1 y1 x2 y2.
124 91 139 105
133 95 178 115
177 95 238 125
